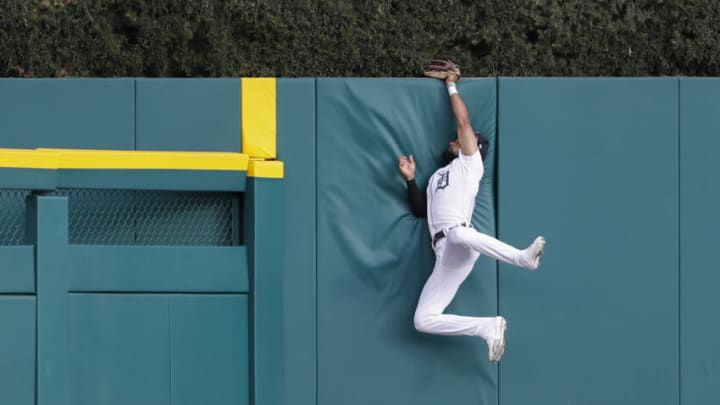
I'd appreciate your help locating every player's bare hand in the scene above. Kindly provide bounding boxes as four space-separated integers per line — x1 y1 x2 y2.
445 74 459 84
398 154 416 181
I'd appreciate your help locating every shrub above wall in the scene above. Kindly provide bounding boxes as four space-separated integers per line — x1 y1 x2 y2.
2 0 720 78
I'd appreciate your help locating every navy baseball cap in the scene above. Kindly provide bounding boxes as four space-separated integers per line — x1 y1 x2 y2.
441 131 489 166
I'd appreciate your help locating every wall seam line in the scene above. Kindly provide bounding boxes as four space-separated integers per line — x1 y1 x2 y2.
314 77 320 405
133 79 138 150
169 297 174 405
495 76 501 405
677 76 682 405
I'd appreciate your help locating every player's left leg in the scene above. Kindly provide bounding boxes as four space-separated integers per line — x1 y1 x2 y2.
448 227 545 270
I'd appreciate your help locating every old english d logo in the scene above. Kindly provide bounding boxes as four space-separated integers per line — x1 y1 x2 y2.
436 171 449 191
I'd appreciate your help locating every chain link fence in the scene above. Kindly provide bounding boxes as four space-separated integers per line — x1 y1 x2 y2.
53 190 238 246
0 190 30 245
1 189 238 246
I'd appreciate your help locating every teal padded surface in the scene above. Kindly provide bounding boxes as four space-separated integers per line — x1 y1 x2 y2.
67 246 248 293
0 296 36 405
68 294 171 405
0 79 134 149
135 79 241 152
0 246 35 293
245 177 285 405
498 78 679 405
316 78 497 405
679 78 720 405
28 196 70 405
0 168 247 191
58 169 247 191
0 168 56 190
171 295 249 405
276 78 316 405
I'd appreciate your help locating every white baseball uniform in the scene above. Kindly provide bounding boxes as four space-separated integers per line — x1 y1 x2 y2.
413 148 531 340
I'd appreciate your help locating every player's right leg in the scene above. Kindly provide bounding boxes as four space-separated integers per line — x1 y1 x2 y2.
413 240 510 361
487 316 507 363
413 241 501 340
448 227 545 270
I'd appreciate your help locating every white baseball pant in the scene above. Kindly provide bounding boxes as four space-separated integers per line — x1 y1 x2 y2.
413 226 529 340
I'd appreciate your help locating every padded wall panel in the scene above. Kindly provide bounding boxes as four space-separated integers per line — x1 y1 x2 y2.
67 246 249 293
171 295 249 405
57 169 247 191
679 78 720 405
68 294 171 405
245 177 285 405
0 296 36 405
0 79 134 149
317 78 497 405
135 79 241 151
0 247 35 293
277 78 317 405
498 78 678 405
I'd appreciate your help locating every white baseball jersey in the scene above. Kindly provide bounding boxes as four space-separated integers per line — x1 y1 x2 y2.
426 149 484 236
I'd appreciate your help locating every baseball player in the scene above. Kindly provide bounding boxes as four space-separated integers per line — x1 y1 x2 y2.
397 60 545 362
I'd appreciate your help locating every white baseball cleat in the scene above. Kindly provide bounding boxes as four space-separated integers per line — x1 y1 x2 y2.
524 236 545 270
488 316 507 363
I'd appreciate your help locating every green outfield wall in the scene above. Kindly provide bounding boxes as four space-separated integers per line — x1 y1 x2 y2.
0 78 718 405
0 78 281 405
498 78 679 405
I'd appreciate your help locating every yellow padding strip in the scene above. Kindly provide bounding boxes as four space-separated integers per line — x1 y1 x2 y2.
248 160 284 179
0 148 59 169
3 148 249 171
242 78 277 159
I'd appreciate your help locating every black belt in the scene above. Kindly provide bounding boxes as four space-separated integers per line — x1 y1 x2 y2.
432 222 472 247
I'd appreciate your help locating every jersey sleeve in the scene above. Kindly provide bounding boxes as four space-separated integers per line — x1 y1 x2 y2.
457 148 484 177
406 179 427 218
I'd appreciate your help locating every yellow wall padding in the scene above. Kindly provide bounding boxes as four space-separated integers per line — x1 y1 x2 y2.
0 148 249 171
0 148 59 168
242 78 277 159
248 159 284 179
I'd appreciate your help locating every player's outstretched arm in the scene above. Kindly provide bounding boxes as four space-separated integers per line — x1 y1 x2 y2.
446 75 478 157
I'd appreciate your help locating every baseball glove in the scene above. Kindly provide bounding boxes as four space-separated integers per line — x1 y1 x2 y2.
423 59 461 80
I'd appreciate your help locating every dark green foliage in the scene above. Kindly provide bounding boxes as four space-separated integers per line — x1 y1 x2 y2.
2 0 720 77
